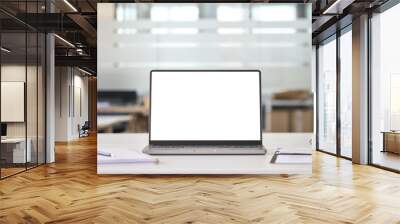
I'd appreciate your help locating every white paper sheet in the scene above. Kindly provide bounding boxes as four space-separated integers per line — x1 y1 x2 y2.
274 154 312 164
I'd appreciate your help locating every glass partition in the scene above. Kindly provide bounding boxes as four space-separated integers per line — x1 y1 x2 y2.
0 1 46 179
1 30 28 177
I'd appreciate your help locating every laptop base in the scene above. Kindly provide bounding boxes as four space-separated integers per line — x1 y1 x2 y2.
143 145 267 155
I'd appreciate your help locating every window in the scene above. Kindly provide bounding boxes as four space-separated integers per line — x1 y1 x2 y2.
318 37 337 154
339 29 352 158
371 3 400 171
390 75 400 130
316 28 353 159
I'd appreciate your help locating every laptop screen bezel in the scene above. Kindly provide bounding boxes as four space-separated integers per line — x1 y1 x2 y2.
149 70 262 145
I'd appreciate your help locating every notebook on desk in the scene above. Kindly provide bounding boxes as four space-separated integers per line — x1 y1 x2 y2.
270 150 312 164
97 150 158 164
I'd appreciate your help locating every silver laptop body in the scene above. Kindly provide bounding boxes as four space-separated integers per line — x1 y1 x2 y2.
143 70 266 155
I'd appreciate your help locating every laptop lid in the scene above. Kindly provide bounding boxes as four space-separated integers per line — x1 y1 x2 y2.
149 70 262 145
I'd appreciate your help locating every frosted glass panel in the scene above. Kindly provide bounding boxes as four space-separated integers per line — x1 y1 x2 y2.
98 3 312 134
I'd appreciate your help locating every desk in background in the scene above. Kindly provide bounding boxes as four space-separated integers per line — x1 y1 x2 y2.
97 105 148 116
97 133 313 175
98 104 149 132
382 131 400 154
97 115 134 133
1 138 32 165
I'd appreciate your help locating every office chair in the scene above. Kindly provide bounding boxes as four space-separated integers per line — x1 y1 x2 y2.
79 121 90 138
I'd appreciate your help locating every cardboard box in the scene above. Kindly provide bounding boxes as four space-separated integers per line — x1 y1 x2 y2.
267 109 313 132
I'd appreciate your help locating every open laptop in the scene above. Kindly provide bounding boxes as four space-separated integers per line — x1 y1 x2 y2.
143 70 266 155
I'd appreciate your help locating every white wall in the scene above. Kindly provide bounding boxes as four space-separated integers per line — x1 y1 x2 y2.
1 65 39 137
55 67 89 141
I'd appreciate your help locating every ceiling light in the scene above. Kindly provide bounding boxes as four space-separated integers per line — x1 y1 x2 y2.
323 0 341 14
54 34 75 48
1 47 11 53
63 0 78 12
78 67 93 76
323 0 354 15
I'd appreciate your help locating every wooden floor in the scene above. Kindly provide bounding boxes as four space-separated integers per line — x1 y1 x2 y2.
1 167 26 178
1 135 400 224
372 151 400 171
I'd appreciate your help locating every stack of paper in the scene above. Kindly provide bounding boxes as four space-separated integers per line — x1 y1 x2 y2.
98 150 158 164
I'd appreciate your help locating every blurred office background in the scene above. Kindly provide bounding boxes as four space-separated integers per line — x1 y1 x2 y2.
97 3 312 134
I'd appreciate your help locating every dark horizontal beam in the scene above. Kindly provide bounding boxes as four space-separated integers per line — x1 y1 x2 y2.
13 13 83 32
55 55 96 70
312 14 353 44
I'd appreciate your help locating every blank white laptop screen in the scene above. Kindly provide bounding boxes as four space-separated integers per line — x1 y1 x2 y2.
150 71 261 141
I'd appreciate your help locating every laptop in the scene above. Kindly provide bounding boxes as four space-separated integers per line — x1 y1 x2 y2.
143 70 266 155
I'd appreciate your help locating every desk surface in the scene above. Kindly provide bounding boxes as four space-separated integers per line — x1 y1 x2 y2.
381 131 400 134
1 138 27 143
98 133 313 175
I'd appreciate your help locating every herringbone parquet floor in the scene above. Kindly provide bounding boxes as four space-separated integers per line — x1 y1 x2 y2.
1 135 400 224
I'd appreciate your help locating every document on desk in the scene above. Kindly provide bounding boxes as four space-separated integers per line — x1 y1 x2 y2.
274 154 312 164
98 150 159 164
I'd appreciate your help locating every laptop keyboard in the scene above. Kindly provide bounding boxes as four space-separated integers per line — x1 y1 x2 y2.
151 145 260 149
144 145 266 155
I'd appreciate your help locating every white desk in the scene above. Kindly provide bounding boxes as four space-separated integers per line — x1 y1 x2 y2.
97 105 148 116
98 133 313 175
1 138 31 163
97 115 133 132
